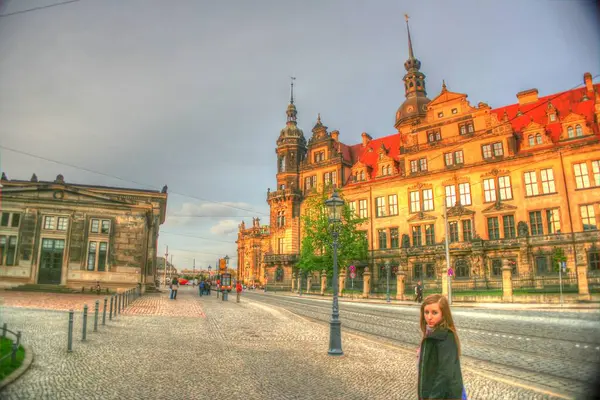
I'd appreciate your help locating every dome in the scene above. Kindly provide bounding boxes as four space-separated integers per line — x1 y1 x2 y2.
395 95 431 124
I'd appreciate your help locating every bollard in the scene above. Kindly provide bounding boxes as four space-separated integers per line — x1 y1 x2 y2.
16 331 21 346
94 300 99 332
68 309 74 352
118 293 122 314
102 297 107 325
109 296 113 320
82 304 88 341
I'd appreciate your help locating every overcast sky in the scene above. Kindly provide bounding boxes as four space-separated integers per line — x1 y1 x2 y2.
1 0 599 270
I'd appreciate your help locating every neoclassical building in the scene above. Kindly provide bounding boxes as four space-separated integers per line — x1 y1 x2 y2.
237 20 600 292
0 173 167 292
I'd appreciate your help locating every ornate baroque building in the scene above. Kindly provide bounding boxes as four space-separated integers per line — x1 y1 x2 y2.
236 19 600 291
0 173 167 292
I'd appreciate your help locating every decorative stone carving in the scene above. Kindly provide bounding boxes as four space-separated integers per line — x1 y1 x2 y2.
161 185 168 193
517 221 529 237
30 173 38 182
0 172 7 181
54 174 65 184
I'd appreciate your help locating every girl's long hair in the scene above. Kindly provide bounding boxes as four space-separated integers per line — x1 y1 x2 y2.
420 294 461 356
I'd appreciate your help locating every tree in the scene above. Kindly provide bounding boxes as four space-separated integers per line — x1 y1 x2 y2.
552 247 567 273
296 189 369 276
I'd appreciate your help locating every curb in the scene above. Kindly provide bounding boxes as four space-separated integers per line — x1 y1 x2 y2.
0 344 34 391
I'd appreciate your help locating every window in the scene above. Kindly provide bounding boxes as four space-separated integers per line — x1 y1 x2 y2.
278 156 286 172
57 217 68 231
44 216 56 230
544 209 561 234
390 228 399 248
462 220 472 241
425 263 435 279
449 222 459 243
589 250 600 271
550 113 556 122
503 215 516 238
574 163 590 189
378 229 387 249
568 126 574 138
410 160 418 173
482 144 493 159
498 176 513 200
528 135 534 146
90 219 111 234
388 195 398 216
358 200 368 218
349 201 357 216
458 183 471 206
437 112 444 118
455 259 469 278
493 142 504 156
422 189 434 211
524 171 539 196
491 259 503 276
410 191 421 213
381 165 392 176
581 205 597 230
540 169 556 194
314 151 325 163
91 219 100 233
445 185 457 208
427 130 442 143
444 150 464 167
459 122 474 135
535 256 550 275
411 189 433 212
452 108 458 115
413 264 423 280
535 133 543 144
483 178 496 202
412 226 422 247
376 197 387 217
0 235 18 266
354 170 366 182
419 158 427 172
324 171 337 186
487 217 500 240
425 224 435 245
87 241 108 271
304 175 317 190
576 124 583 137
529 211 543 235
592 161 600 186
277 211 286 228
1 213 20 228
278 238 284 253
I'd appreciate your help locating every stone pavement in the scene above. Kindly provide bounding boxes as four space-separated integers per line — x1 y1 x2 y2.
0 286 566 399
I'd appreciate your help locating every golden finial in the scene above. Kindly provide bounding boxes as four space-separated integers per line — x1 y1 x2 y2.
404 13 409 22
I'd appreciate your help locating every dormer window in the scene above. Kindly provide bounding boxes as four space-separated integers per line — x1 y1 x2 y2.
451 108 458 114
528 135 534 146
549 113 557 122
437 112 444 118
535 133 543 144
314 151 325 163
568 126 574 138
576 124 583 137
378 153 383 161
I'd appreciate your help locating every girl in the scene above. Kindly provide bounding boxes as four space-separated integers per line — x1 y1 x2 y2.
417 294 466 399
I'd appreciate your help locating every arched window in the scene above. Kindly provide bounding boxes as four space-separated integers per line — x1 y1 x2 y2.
568 126 574 138
536 133 543 144
528 135 534 146
360 171 365 181
279 156 286 172
455 259 470 278
576 124 583 137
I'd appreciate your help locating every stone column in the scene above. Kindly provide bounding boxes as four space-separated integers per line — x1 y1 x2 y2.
441 268 449 297
396 271 406 300
291 272 296 292
362 267 371 299
577 265 591 300
339 268 346 297
306 275 312 294
321 270 327 296
501 259 513 303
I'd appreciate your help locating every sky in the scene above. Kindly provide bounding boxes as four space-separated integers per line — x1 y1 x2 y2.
0 0 599 271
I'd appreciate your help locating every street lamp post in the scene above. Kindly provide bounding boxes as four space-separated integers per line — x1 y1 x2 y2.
264 273 268 293
385 261 391 303
298 270 302 296
325 191 344 356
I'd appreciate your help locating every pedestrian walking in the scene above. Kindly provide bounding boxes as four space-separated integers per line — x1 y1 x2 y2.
199 280 205 296
415 280 423 303
416 294 466 400
171 277 179 300
236 281 243 303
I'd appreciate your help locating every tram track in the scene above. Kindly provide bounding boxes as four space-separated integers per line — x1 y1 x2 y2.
245 292 600 398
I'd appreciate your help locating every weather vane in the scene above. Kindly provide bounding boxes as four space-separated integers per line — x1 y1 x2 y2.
404 13 409 22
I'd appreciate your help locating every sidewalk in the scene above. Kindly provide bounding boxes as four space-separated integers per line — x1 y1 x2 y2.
262 289 600 311
0 286 564 400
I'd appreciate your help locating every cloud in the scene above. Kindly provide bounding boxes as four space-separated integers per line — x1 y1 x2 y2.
176 201 258 218
209 220 238 236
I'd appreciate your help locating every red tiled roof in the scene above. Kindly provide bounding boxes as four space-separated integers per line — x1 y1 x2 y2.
490 83 600 143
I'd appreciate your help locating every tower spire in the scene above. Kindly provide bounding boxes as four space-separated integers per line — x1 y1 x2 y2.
290 76 296 104
286 77 298 124
405 14 414 60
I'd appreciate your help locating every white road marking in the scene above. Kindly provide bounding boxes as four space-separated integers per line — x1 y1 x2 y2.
576 344 580 348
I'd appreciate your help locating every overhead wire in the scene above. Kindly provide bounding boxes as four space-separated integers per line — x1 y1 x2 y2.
0 0 81 17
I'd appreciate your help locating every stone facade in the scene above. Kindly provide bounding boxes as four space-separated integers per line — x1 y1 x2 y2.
237 20 600 294
0 174 167 291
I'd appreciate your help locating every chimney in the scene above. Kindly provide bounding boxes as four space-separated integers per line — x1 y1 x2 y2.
361 132 372 147
584 72 593 92
516 89 539 106
331 130 339 142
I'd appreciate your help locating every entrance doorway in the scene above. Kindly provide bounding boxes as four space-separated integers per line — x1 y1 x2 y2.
38 238 65 284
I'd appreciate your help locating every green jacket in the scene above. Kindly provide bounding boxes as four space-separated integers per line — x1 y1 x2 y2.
418 327 464 399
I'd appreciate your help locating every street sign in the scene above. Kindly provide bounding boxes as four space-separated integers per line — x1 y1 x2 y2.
349 265 356 273
561 261 567 273
448 268 454 277
350 272 356 279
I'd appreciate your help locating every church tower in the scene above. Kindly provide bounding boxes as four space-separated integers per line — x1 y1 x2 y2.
394 15 431 129
267 79 306 258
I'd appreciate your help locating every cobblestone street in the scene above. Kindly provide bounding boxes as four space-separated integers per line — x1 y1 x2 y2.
0 287 569 399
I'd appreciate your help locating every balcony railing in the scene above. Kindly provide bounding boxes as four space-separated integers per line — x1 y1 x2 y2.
263 253 299 264
267 188 302 201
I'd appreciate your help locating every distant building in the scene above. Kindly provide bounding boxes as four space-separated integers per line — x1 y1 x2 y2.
0 174 168 292
237 19 600 293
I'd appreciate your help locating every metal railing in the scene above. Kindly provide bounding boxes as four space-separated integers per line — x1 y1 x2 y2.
0 323 22 366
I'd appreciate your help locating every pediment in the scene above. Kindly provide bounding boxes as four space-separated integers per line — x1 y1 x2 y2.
446 204 475 218
522 120 544 132
1 184 134 205
561 112 585 124
408 182 433 191
351 161 371 172
428 89 468 109
482 201 518 214
407 212 437 222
